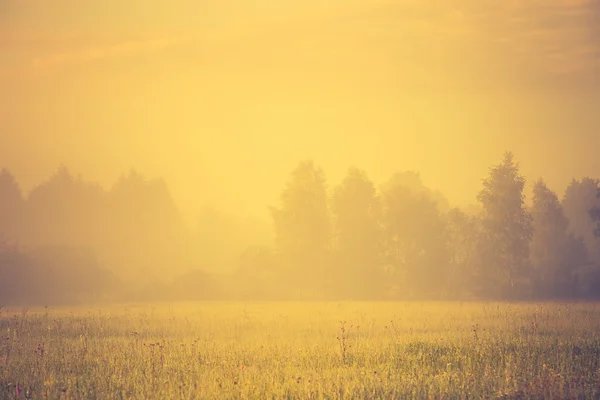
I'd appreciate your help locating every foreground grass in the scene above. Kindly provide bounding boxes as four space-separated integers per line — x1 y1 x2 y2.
1 302 600 399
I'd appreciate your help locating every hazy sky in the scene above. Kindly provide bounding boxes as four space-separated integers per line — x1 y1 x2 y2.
1 0 600 223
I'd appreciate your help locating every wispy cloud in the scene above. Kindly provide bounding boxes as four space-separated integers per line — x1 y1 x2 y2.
2 0 599 86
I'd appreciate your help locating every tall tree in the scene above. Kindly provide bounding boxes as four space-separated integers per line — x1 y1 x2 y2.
24 166 106 248
331 167 383 298
562 177 600 264
477 151 532 298
107 170 191 280
0 169 23 242
270 161 331 296
381 174 448 299
530 179 571 296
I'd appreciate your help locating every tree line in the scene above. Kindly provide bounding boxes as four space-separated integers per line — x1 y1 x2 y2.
265 152 600 300
2 152 600 304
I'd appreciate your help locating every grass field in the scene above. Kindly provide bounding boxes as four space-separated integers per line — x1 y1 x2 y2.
1 302 600 399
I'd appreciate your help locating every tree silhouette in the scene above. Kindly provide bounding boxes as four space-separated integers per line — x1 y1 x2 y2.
530 179 571 297
332 167 383 298
589 186 600 238
477 152 532 298
270 160 331 297
0 169 24 243
24 166 106 248
563 178 600 264
107 170 191 280
4 152 600 303
381 174 448 299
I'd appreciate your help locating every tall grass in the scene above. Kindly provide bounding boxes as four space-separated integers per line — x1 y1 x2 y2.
1 302 599 399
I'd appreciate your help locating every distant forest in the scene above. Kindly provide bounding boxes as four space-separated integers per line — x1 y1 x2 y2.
2 151 600 304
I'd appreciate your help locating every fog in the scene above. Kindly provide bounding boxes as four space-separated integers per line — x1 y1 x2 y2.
1 0 600 304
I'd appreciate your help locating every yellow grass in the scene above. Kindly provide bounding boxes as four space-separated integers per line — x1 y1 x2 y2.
2 302 599 399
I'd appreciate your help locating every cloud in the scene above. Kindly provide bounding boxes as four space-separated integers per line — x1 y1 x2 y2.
2 0 598 87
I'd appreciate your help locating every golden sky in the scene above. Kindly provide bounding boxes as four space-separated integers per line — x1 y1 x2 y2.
1 0 600 223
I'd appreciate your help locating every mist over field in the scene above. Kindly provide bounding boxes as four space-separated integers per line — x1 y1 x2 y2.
1 0 600 304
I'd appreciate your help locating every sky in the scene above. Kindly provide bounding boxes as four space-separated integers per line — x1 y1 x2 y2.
1 0 600 224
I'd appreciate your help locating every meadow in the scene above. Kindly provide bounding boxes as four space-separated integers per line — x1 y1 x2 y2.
1 302 600 399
